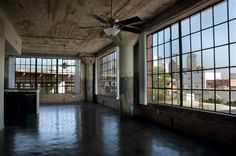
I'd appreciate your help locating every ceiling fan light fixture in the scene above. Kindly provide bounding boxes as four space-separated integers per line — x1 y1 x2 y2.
103 26 120 37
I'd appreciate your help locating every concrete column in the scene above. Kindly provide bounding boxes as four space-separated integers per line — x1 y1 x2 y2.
139 32 147 105
80 55 95 103
4 56 15 89
0 17 5 129
114 33 138 116
74 59 80 93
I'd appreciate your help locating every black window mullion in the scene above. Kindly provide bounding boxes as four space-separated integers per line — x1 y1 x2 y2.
35 58 37 89
200 10 204 110
56 59 59 93
179 21 183 107
227 0 231 114
212 4 216 112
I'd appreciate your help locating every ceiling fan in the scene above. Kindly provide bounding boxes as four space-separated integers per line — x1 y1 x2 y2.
91 0 144 37
60 44 76 69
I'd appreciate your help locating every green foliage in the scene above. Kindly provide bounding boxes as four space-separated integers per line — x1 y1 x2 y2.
152 66 171 101
227 101 236 106
203 98 224 104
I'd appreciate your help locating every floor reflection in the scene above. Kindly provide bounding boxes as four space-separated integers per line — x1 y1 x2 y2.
1 104 232 156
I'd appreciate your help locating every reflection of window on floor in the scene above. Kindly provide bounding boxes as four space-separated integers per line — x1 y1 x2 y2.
98 50 117 97
147 0 236 115
15 57 79 94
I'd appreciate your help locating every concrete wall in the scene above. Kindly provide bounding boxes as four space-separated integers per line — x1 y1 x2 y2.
96 95 120 110
0 10 21 55
0 17 4 129
40 93 85 104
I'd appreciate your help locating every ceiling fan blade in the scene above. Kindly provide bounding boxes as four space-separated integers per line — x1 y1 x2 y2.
121 26 142 33
116 16 143 26
78 26 104 29
92 14 107 24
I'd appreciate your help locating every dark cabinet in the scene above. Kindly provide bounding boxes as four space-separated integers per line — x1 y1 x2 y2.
4 91 37 126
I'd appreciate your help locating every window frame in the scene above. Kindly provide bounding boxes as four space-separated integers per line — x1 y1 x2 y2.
146 0 236 115
15 57 78 94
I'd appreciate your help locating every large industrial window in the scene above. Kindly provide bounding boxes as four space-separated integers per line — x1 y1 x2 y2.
98 50 117 97
15 57 77 94
147 0 236 115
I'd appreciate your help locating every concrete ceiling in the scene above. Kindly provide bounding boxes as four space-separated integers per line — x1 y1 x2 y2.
0 0 177 56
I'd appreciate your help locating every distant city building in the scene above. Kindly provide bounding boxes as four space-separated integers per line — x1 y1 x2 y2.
169 60 178 73
182 71 222 89
187 53 197 70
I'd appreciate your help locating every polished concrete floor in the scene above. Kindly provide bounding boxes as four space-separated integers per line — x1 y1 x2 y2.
0 104 232 156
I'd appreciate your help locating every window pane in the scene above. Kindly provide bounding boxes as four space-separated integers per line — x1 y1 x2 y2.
181 18 190 36
192 71 202 89
191 13 200 33
204 70 215 89
182 54 189 71
164 58 171 73
183 90 192 107
171 39 179 55
215 68 229 90
165 89 172 105
152 89 158 102
153 61 158 74
201 7 213 29
165 42 170 57
215 45 229 68
26 58 30 65
202 28 214 49
153 75 158 88
158 30 164 44
20 58 25 64
215 23 228 46
164 27 170 42
191 32 201 51
192 90 202 109
16 58 21 64
182 72 191 89
203 90 215 111
171 23 179 40
231 91 236 114
153 47 157 60
216 91 229 113
153 33 157 46
230 44 236 66
159 89 165 103
231 67 236 90
229 0 236 20
192 51 202 70
158 45 164 59
173 90 180 106
182 35 190 53
229 20 236 43
158 74 165 88
170 56 180 72
203 49 214 69
214 1 227 25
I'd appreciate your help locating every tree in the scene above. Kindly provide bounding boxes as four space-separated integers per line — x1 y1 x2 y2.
152 66 171 101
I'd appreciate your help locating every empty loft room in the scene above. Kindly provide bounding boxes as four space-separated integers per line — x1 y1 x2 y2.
0 0 236 155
